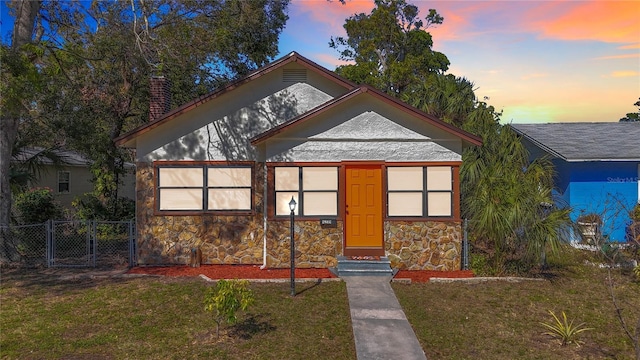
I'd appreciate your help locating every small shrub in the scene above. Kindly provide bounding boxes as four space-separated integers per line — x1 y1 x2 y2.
13 187 64 224
204 279 255 338
633 264 640 280
540 310 593 346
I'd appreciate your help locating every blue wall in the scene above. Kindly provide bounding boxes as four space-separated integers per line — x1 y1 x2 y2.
554 161 639 242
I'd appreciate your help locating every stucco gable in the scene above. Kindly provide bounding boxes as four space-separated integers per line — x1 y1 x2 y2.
253 88 480 162
251 86 481 147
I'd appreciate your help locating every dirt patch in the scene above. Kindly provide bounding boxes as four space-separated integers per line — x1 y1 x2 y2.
127 265 474 283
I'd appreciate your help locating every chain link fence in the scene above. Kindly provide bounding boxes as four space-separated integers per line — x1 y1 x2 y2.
1 220 135 268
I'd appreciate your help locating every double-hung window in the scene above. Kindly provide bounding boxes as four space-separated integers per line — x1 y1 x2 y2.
58 171 70 193
274 166 338 217
156 164 253 213
387 166 453 217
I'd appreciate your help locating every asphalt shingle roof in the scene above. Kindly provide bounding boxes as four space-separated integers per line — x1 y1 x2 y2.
510 122 640 161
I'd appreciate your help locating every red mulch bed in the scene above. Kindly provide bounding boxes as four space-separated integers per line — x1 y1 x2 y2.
126 265 474 283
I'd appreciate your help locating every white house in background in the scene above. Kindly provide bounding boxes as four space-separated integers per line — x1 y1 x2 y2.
12 148 136 210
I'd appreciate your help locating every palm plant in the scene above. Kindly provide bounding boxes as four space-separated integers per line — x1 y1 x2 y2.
460 115 572 273
540 310 593 346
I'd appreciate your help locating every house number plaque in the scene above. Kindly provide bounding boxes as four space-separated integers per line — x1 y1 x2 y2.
320 219 337 228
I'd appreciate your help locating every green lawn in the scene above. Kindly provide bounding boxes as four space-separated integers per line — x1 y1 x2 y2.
1 249 639 360
0 274 355 359
395 252 640 360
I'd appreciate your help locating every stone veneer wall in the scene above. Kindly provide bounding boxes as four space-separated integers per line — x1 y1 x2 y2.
136 162 266 265
266 221 343 268
136 163 461 270
385 221 462 271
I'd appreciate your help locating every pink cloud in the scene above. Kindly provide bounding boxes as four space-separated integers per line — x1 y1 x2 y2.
529 1 640 44
292 0 376 31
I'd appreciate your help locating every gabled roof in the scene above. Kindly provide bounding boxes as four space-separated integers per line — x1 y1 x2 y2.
251 85 482 146
510 122 640 161
115 52 356 147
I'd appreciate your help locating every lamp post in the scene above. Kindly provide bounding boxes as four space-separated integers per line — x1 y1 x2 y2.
289 197 297 297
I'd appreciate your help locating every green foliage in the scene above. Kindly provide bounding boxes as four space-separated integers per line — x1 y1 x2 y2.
330 0 449 96
13 188 64 224
204 279 255 338
72 193 134 221
619 98 640 122
540 310 593 346
469 252 493 276
0 45 43 119
633 264 640 280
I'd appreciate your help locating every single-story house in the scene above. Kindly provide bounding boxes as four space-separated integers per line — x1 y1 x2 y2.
511 122 640 242
12 147 136 211
116 52 481 270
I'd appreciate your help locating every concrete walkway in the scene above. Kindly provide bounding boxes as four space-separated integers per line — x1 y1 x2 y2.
343 276 427 360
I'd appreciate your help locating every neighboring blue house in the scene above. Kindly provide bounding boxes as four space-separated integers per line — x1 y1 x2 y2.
511 123 640 242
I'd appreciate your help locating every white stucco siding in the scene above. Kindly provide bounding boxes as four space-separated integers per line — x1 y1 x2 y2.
139 81 334 162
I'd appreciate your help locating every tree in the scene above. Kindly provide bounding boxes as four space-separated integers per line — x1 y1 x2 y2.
460 112 573 273
329 0 449 96
204 279 255 338
1 0 290 241
1 0 42 261
619 98 640 122
403 73 477 128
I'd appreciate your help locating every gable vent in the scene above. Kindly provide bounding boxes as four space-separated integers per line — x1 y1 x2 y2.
283 69 307 83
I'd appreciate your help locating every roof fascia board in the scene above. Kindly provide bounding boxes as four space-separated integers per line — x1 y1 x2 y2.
115 52 355 147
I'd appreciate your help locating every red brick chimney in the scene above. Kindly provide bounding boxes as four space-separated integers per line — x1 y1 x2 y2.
149 76 171 122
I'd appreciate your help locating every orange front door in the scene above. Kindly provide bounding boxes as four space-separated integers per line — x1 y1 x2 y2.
344 165 384 256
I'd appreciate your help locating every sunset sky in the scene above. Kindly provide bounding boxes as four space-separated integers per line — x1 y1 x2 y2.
1 1 637 124
279 0 640 124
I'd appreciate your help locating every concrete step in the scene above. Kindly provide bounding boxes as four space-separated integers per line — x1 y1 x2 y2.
336 256 394 277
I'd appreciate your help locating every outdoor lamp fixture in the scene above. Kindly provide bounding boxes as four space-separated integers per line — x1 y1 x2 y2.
289 197 297 297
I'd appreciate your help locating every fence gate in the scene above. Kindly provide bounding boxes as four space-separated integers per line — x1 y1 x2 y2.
49 221 92 267
47 220 135 268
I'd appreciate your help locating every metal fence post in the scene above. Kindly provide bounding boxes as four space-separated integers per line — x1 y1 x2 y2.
128 219 136 267
91 220 97 267
462 218 469 271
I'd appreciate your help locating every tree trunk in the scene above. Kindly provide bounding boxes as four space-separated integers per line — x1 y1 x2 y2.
0 0 41 261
